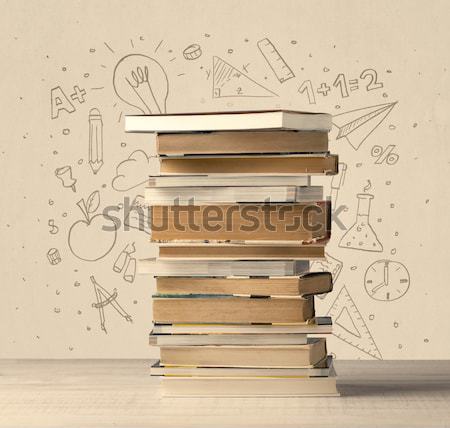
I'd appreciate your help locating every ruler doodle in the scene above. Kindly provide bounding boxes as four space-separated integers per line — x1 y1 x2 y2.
257 38 295 83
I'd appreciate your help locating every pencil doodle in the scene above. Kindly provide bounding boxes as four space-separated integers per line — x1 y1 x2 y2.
212 56 278 98
113 243 137 283
48 219 59 234
327 285 382 359
123 194 151 235
371 145 399 165
330 162 347 212
68 191 117 261
91 275 132 334
47 248 61 265
364 259 410 301
113 54 169 114
256 38 295 83
183 44 202 60
310 252 343 299
112 150 156 191
339 193 383 252
88 108 104 174
55 165 77 192
332 102 397 150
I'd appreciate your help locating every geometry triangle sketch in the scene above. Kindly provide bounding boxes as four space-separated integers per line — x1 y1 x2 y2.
212 56 278 98
327 285 382 359
332 102 397 150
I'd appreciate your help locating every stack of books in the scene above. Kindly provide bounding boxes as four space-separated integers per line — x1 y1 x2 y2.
125 110 339 397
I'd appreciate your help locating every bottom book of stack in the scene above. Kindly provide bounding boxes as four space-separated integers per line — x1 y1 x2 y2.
149 272 338 397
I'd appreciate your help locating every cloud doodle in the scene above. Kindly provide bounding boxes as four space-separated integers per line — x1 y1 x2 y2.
112 150 155 191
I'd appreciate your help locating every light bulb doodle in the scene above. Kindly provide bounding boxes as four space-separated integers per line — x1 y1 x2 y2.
55 165 77 192
113 54 169 114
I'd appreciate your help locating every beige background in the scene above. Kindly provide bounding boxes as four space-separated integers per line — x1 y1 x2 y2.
0 0 449 359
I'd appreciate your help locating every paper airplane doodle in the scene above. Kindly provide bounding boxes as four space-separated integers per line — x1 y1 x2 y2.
212 56 278 98
332 102 397 150
327 285 382 360
91 275 132 333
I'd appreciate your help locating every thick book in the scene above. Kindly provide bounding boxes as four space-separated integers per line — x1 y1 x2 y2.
152 295 314 324
155 273 333 296
152 316 333 335
148 175 311 187
149 333 309 346
125 110 332 133
150 201 330 243
138 259 309 276
159 337 327 368
156 131 328 155
145 185 323 204
157 243 327 260
150 356 333 377
158 154 338 175
161 373 338 397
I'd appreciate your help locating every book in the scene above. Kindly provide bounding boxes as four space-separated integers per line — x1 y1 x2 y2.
161 372 338 397
157 243 327 260
155 273 333 296
151 201 331 242
150 355 333 377
149 333 309 346
145 185 323 204
156 131 328 155
148 175 311 187
138 259 309 276
159 337 327 368
152 295 314 324
125 110 332 133
158 153 338 175
152 316 333 335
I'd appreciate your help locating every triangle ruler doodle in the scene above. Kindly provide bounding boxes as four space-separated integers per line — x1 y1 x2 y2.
332 102 397 150
327 285 382 359
91 275 132 333
212 56 278 98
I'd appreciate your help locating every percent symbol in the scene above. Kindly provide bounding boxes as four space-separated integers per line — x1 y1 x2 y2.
371 145 399 165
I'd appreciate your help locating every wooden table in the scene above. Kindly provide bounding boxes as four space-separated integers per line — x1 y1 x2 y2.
0 360 449 427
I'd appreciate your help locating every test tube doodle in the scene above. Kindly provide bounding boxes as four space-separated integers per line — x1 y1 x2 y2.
88 108 104 174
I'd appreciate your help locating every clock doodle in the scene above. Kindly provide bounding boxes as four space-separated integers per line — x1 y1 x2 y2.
364 260 410 302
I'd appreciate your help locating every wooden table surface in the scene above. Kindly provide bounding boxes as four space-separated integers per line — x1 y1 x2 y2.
0 360 449 428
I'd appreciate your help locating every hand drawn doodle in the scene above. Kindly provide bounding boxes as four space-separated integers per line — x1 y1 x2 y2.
298 80 316 104
317 82 331 96
47 248 61 265
310 252 343 299
183 44 202 60
212 56 278 98
113 243 136 283
364 260 410 301
68 191 117 261
91 276 132 334
327 285 382 359
371 145 399 165
70 85 87 104
332 102 397 150
256 38 295 83
123 195 151 235
360 69 384 91
51 86 75 119
339 193 383 252
113 54 169 114
55 165 77 192
88 108 104 174
330 162 347 212
48 219 59 234
112 150 156 191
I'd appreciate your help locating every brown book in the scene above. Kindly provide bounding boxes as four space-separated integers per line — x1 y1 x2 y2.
151 201 330 242
156 272 333 297
158 243 326 259
152 295 314 324
156 131 328 155
159 338 327 368
159 154 338 175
